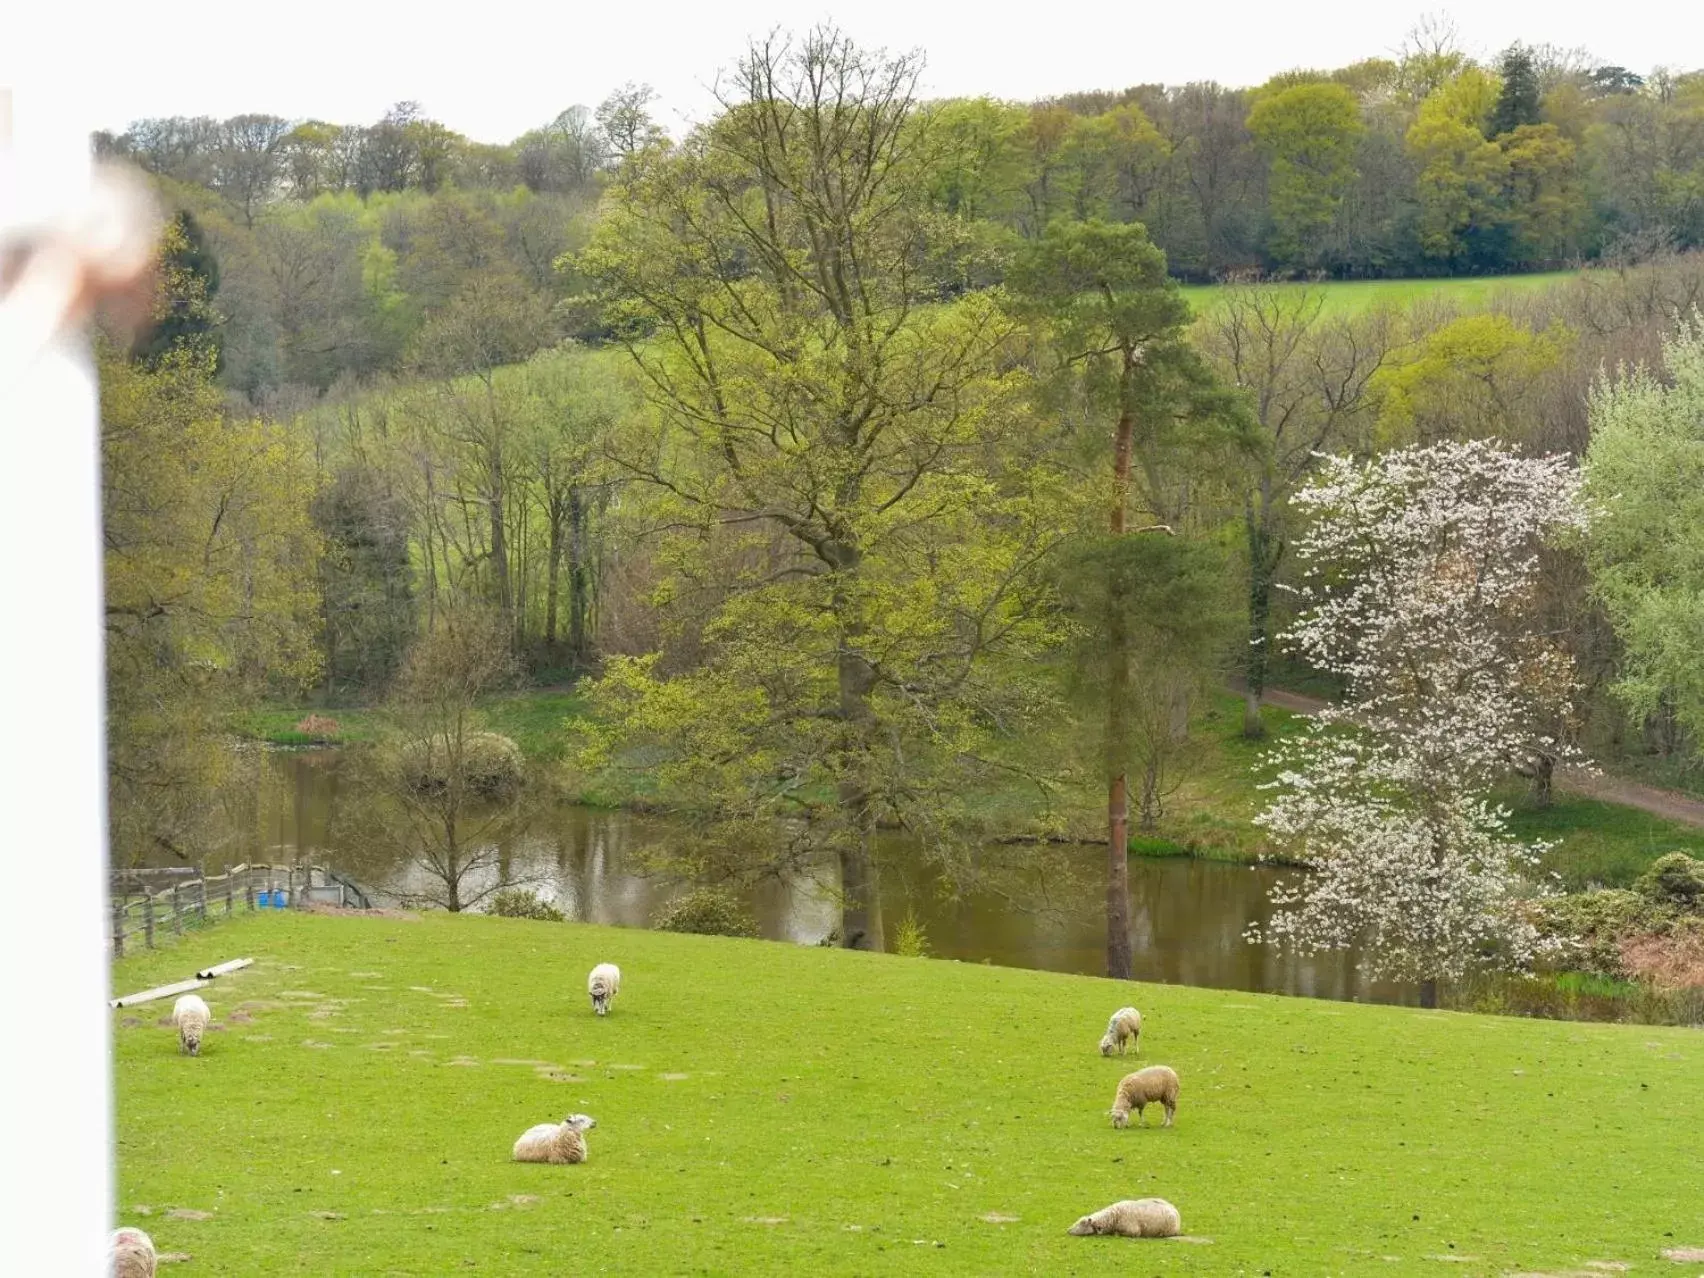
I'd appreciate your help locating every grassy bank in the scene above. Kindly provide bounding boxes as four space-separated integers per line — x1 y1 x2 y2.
113 910 1702 1275
233 690 586 762
1134 695 1704 890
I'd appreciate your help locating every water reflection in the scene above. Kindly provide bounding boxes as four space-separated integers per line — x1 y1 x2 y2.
184 749 1409 1003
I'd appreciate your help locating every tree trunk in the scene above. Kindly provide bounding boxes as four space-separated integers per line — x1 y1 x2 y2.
1419 978 1439 1009
1243 504 1278 740
1104 358 1137 981
1530 753 1554 808
1138 753 1162 832
832 544 884 953
543 495 564 651
568 486 589 665
489 484 511 626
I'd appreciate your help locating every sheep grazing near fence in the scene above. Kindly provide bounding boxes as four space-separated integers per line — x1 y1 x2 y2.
172 993 210 1056
587 963 621 1016
512 1114 596 1164
109 1226 157 1276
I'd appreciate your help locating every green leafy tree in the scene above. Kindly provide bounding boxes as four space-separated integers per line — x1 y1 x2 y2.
1585 316 1704 748
1247 83 1364 268
1373 313 1572 445
1500 123 1583 264
1008 218 1249 978
1408 71 1512 268
103 234 322 862
572 28 1068 951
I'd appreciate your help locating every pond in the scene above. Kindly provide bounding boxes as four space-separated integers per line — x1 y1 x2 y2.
164 748 1676 1023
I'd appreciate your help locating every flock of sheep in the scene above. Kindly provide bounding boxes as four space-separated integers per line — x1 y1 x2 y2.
109 963 1184 1271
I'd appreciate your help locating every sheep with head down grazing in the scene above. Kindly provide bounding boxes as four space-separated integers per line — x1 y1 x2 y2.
1067 1197 1181 1238
1110 1064 1179 1128
109 1226 157 1276
1099 1006 1141 1056
512 1113 596 1164
587 962 620 1015
172 993 210 1056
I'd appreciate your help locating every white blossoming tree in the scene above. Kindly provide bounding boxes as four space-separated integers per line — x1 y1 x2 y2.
1250 439 1590 1003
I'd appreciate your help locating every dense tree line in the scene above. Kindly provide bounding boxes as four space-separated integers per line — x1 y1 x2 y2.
99 28 1704 289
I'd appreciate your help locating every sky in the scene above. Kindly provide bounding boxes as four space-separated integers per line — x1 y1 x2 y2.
5 0 1701 144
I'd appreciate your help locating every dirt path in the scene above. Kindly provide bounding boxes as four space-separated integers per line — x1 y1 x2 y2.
1252 686 1704 830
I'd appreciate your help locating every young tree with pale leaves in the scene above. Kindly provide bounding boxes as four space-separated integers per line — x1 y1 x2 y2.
1251 439 1589 1003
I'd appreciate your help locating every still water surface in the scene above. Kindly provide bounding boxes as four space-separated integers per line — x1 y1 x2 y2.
194 749 1419 1005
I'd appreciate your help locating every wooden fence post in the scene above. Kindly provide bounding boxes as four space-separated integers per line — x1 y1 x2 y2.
143 895 154 949
171 885 183 937
287 866 295 909
110 897 124 959
245 875 254 912
196 876 207 920
224 867 233 917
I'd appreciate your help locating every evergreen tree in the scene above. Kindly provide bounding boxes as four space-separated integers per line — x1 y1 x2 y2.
1492 45 1543 136
133 210 223 370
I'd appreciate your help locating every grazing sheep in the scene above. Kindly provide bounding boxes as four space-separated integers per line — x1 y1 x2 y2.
172 993 210 1056
1067 1197 1181 1238
1099 1006 1142 1056
512 1114 596 1164
109 1226 157 1277
587 963 621 1016
1111 1065 1179 1128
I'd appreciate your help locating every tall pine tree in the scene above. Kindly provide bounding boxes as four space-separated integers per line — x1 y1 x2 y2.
1492 45 1543 136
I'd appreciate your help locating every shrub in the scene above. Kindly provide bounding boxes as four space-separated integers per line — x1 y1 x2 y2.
1619 917 1704 991
652 887 759 938
892 907 932 957
293 714 341 741
487 888 565 922
1536 888 1652 976
1635 852 1704 912
400 732 524 798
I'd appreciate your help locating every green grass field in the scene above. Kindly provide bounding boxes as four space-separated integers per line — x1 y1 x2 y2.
1178 270 1578 316
112 911 1702 1275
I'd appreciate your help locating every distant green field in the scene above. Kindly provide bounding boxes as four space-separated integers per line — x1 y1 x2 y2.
1180 270 1579 316
112 911 1704 1275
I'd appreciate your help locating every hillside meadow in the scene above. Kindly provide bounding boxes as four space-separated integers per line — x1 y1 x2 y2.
114 911 1703 1275
1178 270 1579 316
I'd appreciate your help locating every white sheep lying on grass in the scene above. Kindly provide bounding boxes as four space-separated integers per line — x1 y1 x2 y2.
587 962 620 1015
1067 1198 1181 1238
172 994 210 1056
109 1226 157 1276
512 1114 596 1164
1110 1064 1179 1128
1099 1006 1142 1056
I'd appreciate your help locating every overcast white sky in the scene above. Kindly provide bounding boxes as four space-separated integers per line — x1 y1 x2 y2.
5 0 1701 144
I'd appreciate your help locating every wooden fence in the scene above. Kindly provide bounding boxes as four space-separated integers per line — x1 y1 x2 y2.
107 863 371 958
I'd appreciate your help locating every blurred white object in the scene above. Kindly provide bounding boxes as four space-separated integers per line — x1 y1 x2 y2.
0 85 158 1274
